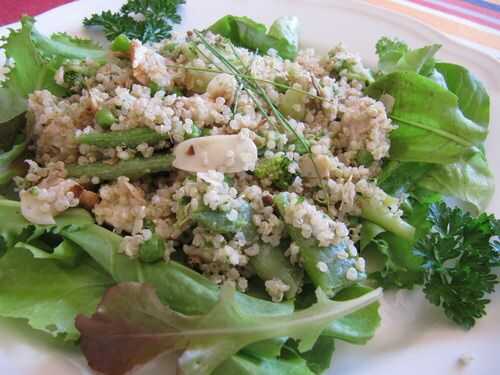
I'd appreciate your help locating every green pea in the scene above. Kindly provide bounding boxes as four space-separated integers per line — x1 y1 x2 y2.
139 234 166 263
95 108 116 128
111 34 132 53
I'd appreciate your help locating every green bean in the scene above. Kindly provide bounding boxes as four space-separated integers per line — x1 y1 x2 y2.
76 128 168 148
67 154 174 181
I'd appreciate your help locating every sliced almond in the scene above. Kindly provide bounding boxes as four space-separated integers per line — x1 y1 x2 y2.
173 134 258 173
20 190 56 225
299 154 332 178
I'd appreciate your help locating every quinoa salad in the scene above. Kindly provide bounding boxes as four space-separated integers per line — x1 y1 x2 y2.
0 3 498 375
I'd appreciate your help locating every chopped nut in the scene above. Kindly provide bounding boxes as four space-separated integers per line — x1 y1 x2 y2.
262 194 274 206
69 184 84 198
79 190 100 210
186 145 195 156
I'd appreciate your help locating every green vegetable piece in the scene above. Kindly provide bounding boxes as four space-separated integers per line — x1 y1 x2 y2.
185 123 202 139
414 202 500 329
191 201 257 239
111 34 132 52
356 150 374 167
377 160 432 196
250 243 303 299
209 15 299 60
0 246 113 341
359 221 385 250
274 193 366 296
273 76 289 94
83 0 186 43
370 193 439 289
291 138 310 155
66 154 174 181
366 71 487 164
285 335 335 374
215 353 315 375
254 156 294 190
0 135 28 186
139 234 165 263
95 108 116 128
149 81 161 95
77 128 168 148
359 196 415 241
279 87 307 121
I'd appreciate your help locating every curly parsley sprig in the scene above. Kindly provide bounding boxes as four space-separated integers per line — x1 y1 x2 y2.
83 0 185 43
414 202 500 329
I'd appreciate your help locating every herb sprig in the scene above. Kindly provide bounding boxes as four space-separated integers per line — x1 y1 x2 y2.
83 0 185 43
414 202 500 329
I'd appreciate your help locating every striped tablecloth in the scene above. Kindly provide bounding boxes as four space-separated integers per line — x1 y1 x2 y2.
1 0 499 56
367 0 500 57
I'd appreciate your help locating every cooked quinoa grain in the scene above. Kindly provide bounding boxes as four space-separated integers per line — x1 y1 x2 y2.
21 29 397 302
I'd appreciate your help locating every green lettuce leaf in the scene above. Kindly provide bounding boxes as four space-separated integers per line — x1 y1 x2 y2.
209 15 299 60
418 63 493 212
419 151 494 213
75 282 381 375
0 135 27 186
323 285 381 344
0 247 113 341
283 336 335 374
0 199 289 361
214 353 315 375
375 37 440 75
14 238 82 267
377 160 431 196
366 71 486 164
0 16 107 131
434 62 489 126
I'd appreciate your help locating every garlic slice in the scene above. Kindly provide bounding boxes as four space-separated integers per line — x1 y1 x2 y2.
173 134 258 173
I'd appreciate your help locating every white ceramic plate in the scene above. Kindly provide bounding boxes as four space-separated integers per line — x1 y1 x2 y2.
1 1 499 374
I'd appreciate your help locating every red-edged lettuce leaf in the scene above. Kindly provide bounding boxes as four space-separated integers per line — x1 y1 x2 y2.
76 282 381 375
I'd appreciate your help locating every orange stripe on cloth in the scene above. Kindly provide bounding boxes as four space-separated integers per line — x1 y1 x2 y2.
366 0 500 50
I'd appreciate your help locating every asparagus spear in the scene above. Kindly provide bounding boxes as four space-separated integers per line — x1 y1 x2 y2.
76 128 169 148
66 154 174 180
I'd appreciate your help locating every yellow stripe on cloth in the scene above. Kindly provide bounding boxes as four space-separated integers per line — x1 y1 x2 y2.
366 0 500 50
